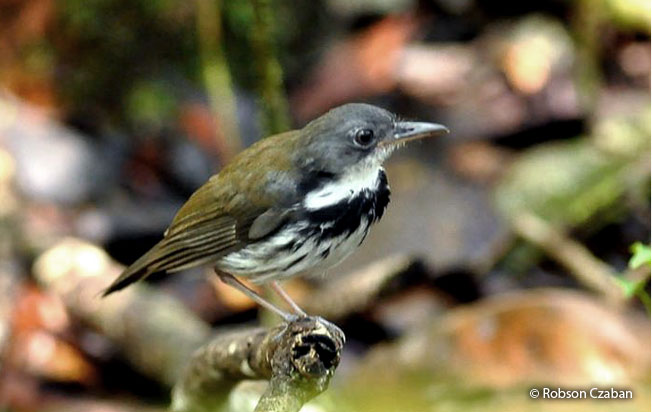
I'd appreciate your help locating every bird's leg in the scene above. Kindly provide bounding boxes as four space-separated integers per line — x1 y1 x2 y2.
269 281 308 317
215 270 295 322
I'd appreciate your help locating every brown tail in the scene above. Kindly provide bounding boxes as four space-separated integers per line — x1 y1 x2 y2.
101 230 226 296
101 242 164 296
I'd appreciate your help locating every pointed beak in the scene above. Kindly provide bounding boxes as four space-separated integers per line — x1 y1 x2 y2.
388 121 449 145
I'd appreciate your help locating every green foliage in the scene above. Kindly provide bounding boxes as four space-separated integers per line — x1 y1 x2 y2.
494 109 650 228
603 0 651 33
495 139 627 225
126 80 177 132
628 242 651 270
55 0 197 130
616 243 651 313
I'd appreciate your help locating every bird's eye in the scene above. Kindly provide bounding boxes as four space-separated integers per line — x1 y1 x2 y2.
354 129 375 147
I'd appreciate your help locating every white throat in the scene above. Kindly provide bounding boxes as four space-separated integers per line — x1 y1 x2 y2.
304 166 382 210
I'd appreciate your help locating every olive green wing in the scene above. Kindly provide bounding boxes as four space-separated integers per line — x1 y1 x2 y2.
101 183 245 295
102 131 302 296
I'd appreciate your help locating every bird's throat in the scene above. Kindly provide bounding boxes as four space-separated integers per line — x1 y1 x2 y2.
303 167 386 210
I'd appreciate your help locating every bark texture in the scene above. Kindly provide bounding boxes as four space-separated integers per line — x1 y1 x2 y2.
172 316 345 412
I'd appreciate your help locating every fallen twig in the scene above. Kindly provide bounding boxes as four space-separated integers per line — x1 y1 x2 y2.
33 238 213 386
511 213 625 305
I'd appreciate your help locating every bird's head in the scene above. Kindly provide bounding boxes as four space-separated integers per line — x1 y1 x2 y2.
296 103 448 175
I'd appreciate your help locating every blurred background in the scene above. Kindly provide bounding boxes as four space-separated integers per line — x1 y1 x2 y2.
0 0 650 411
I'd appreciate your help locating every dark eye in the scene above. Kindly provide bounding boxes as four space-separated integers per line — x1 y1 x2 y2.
354 129 375 147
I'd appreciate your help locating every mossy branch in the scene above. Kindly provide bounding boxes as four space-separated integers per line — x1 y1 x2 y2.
171 316 345 412
196 0 242 160
249 0 291 135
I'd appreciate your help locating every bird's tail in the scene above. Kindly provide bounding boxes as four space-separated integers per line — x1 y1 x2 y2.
101 242 163 296
102 216 233 296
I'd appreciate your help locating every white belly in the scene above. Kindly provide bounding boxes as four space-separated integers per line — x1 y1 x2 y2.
216 219 370 284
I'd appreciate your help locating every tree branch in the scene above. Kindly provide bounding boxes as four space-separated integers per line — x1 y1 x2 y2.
511 212 625 305
172 316 345 412
196 0 242 161
249 0 291 135
34 239 347 411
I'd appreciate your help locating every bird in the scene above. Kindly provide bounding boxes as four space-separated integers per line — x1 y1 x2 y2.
102 103 448 320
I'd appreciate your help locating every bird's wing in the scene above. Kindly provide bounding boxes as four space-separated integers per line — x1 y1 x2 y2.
102 131 302 295
102 182 247 295
151 185 244 273
248 208 292 239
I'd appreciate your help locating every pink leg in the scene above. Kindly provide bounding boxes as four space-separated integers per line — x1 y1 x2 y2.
216 270 294 321
269 281 307 317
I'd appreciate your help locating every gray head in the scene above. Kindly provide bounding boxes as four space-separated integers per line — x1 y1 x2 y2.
296 103 448 174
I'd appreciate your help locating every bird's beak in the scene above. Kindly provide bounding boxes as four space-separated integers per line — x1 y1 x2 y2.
386 121 449 146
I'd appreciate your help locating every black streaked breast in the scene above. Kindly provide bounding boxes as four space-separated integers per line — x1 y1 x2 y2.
299 170 390 240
